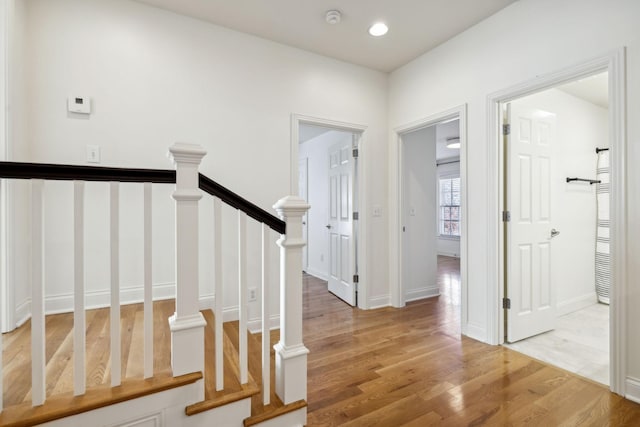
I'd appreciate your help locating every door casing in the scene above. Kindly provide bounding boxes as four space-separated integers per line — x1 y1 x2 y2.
487 48 627 394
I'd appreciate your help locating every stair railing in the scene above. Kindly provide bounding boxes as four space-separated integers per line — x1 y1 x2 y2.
0 143 309 412
0 161 175 409
174 143 310 406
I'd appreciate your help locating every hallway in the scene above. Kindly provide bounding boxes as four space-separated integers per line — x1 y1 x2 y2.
302 259 640 425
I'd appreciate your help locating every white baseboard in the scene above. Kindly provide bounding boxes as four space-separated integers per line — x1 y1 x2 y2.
44 282 177 315
15 298 31 328
199 295 280 333
464 321 486 342
557 292 598 317
248 314 280 334
305 267 328 281
405 286 440 302
626 377 640 404
369 294 390 309
437 251 460 258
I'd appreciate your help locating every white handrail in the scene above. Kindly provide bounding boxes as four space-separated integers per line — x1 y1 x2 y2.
31 179 45 406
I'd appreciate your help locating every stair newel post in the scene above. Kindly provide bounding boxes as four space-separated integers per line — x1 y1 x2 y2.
168 143 207 401
273 196 310 405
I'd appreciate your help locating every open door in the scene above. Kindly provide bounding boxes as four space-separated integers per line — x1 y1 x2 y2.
505 102 558 342
327 139 356 306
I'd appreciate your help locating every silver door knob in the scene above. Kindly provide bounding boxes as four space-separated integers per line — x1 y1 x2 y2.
326 224 332 229
550 229 560 238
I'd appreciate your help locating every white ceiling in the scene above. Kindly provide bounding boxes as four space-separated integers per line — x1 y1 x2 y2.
134 0 518 72
556 72 609 109
299 123 333 143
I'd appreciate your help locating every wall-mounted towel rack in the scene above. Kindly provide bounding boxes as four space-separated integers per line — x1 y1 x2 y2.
596 147 609 153
566 177 601 185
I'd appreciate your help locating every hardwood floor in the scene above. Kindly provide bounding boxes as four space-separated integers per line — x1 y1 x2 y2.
2 299 175 408
303 256 640 426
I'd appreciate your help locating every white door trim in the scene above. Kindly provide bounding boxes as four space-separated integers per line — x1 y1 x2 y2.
391 105 468 333
290 114 369 309
0 0 12 333
486 48 627 395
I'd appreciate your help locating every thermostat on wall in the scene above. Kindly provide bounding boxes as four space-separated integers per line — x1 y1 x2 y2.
68 96 91 114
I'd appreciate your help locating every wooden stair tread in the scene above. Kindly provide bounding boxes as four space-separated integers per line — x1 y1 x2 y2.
0 371 202 427
192 310 307 424
185 383 260 416
243 399 307 427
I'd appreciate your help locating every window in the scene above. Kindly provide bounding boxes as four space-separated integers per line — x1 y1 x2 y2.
439 176 460 237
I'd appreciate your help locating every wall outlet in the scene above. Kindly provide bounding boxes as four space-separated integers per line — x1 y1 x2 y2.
249 287 257 302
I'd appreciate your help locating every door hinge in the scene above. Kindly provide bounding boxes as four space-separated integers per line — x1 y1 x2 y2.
502 211 511 222
353 274 359 284
503 297 511 309
352 148 359 158
353 212 359 220
503 124 511 136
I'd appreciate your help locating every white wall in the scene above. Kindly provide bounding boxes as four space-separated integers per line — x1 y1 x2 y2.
436 161 461 257
402 127 438 301
1 0 31 331
512 88 608 316
388 0 640 383
18 0 388 321
299 130 352 280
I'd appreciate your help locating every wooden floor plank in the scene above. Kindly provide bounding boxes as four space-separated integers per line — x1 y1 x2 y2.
303 256 640 426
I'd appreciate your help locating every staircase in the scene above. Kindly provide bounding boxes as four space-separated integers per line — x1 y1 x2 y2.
0 143 310 426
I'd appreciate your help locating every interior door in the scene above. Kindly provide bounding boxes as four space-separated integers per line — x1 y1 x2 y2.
506 102 557 343
327 140 355 306
298 157 308 272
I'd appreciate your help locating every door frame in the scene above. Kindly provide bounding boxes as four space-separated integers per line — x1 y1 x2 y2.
290 114 368 309
391 104 468 330
0 0 12 333
487 48 627 394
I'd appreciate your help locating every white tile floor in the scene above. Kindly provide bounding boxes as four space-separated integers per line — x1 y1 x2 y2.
503 303 610 385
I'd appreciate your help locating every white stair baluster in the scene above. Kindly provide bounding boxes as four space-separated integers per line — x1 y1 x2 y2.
0 178 3 412
238 210 248 385
213 197 223 391
110 182 121 387
261 223 270 405
31 179 45 406
74 181 86 396
143 182 153 379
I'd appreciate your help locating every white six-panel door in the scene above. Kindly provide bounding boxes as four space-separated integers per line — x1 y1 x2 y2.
327 141 355 306
506 103 557 343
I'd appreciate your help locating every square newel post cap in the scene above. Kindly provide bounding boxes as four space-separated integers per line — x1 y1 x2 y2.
167 143 207 166
273 196 310 219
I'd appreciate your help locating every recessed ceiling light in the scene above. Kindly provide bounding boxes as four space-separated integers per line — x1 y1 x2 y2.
368 22 388 37
446 137 460 149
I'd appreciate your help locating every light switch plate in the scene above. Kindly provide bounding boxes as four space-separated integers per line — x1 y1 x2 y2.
86 145 100 163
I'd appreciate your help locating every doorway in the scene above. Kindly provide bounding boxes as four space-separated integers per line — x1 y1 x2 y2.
488 49 627 394
501 72 611 385
294 117 364 308
392 105 468 336
400 119 463 310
